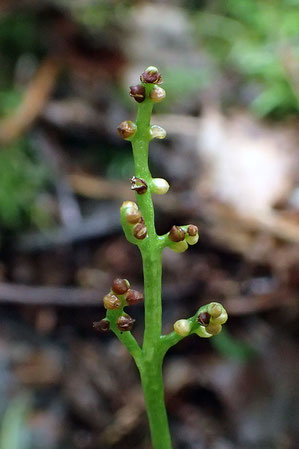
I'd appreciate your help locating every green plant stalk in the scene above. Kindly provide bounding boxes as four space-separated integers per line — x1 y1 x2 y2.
110 68 228 449
131 86 173 449
139 356 172 449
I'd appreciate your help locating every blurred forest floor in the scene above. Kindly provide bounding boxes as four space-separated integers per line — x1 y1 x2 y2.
0 1 298 449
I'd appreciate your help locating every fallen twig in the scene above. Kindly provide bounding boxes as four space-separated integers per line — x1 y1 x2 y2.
0 57 61 144
0 282 101 306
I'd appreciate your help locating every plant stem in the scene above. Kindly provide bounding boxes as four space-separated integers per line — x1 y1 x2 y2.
107 308 142 367
115 69 227 449
130 89 173 449
131 91 155 238
140 358 173 449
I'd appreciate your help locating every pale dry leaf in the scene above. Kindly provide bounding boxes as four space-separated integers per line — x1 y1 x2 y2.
197 109 297 218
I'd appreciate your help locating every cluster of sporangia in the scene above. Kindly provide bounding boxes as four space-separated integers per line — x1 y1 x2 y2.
115 66 200 250
93 278 143 333
117 66 168 243
173 301 228 338
93 66 228 338
117 66 166 142
121 199 199 250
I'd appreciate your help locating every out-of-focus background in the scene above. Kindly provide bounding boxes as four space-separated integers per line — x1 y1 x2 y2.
0 1 298 448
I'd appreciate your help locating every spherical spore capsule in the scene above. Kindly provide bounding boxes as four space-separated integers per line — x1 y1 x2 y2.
121 200 138 212
130 176 148 195
150 125 166 140
186 225 199 245
93 319 110 333
207 302 223 319
151 178 169 195
150 86 166 103
129 84 146 103
140 66 162 84
205 322 222 336
211 310 228 325
112 278 130 295
121 201 142 224
125 289 144 306
103 294 122 310
117 120 137 140
169 226 185 242
187 225 198 236
133 222 147 240
117 315 135 331
197 312 211 327
174 319 191 337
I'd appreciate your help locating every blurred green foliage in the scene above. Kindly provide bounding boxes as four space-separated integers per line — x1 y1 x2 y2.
0 89 22 115
0 394 32 449
212 328 256 362
158 66 211 112
0 13 41 86
0 13 37 56
0 140 49 230
192 0 299 116
0 13 48 231
52 0 132 32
